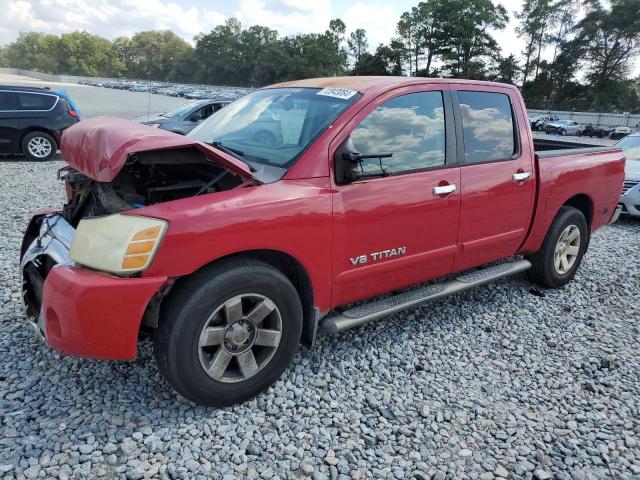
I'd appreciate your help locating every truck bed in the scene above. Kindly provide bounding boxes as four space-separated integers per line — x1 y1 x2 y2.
533 137 609 153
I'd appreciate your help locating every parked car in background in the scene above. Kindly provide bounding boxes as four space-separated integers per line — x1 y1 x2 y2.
616 133 640 217
21 77 625 406
609 126 631 140
0 85 80 161
531 114 560 131
545 120 584 135
134 99 230 135
581 124 609 138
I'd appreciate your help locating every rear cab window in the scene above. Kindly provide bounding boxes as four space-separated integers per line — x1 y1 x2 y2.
457 91 516 164
16 93 57 111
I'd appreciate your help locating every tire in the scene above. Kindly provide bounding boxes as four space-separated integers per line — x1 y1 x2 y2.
154 258 303 406
526 206 588 288
21 131 57 161
560 129 566 136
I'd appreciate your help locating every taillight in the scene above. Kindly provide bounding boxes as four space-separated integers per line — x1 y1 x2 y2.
68 109 79 119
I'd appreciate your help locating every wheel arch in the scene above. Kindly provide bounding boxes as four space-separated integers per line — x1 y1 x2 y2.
559 193 594 248
562 193 593 228
156 249 319 349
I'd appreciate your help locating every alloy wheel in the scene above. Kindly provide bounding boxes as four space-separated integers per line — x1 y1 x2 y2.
198 294 282 383
27 136 53 159
554 225 581 275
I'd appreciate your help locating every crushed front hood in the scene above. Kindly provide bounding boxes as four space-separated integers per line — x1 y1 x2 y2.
60 116 258 183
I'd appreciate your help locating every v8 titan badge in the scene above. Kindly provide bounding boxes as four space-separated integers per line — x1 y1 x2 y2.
350 247 407 266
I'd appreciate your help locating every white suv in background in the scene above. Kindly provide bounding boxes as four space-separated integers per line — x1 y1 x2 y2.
616 133 640 217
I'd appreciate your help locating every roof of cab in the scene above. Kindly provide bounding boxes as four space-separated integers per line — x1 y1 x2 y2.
267 76 517 97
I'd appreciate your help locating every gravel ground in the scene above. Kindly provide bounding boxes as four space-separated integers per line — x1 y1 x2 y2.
0 159 639 480
0 76 639 478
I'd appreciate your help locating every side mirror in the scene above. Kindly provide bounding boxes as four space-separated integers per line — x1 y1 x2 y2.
335 136 393 184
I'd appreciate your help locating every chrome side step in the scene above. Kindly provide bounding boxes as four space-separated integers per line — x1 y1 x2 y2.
320 259 532 334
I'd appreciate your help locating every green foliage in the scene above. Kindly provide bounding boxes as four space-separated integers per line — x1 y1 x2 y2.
121 30 193 81
4 32 61 73
0 1 638 113
521 0 640 112
57 31 125 76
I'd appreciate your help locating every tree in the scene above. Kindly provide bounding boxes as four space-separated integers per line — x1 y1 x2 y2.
347 29 368 66
352 45 394 75
57 31 124 77
577 0 640 90
0 46 8 67
412 0 448 76
325 19 349 76
516 0 558 86
121 30 193 81
491 54 521 84
438 0 508 79
4 32 61 73
397 11 421 75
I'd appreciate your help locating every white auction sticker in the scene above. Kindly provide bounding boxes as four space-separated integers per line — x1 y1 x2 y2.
317 88 358 100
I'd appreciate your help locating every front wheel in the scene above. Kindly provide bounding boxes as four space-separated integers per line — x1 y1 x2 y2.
154 258 302 406
526 206 588 288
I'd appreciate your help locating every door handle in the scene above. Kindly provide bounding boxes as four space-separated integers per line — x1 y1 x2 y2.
433 184 457 196
513 172 532 182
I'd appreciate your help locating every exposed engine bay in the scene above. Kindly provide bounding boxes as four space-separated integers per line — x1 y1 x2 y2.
61 147 246 227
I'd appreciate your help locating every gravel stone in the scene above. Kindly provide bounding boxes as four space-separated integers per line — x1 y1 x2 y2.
0 100 638 479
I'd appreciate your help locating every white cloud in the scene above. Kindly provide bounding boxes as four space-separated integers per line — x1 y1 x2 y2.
234 0 332 36
343 2 399 50
0 0 226 44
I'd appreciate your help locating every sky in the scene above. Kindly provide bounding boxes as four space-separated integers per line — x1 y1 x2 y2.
2 0 638 74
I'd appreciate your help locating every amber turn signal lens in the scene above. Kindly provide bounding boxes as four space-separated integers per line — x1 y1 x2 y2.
122 255 150 269
132 226 162 241
126 240 155 255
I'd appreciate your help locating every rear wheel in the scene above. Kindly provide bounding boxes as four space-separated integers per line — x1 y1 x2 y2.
154 258 302 406
21 131 57 161
527 206 588 288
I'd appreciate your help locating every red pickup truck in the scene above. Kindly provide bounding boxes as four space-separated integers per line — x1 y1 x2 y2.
20 77 624 406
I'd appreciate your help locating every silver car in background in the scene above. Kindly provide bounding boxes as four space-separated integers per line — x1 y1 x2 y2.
617 133 640 217
545 120 584 136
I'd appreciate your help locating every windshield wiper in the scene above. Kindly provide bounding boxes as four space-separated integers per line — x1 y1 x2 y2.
207 141 256 172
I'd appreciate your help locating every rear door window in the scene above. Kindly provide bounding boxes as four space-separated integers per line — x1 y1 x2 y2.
457 91 516 164
16 93 57 111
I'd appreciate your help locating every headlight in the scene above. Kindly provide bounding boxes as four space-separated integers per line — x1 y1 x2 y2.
70 214 167 275
148 123 162 128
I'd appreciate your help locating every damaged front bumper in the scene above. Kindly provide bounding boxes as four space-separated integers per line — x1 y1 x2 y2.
20 214 167 360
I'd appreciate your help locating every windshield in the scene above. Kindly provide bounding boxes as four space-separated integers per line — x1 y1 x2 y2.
617 135 640 162
188 87 360 181
163 102 198 118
